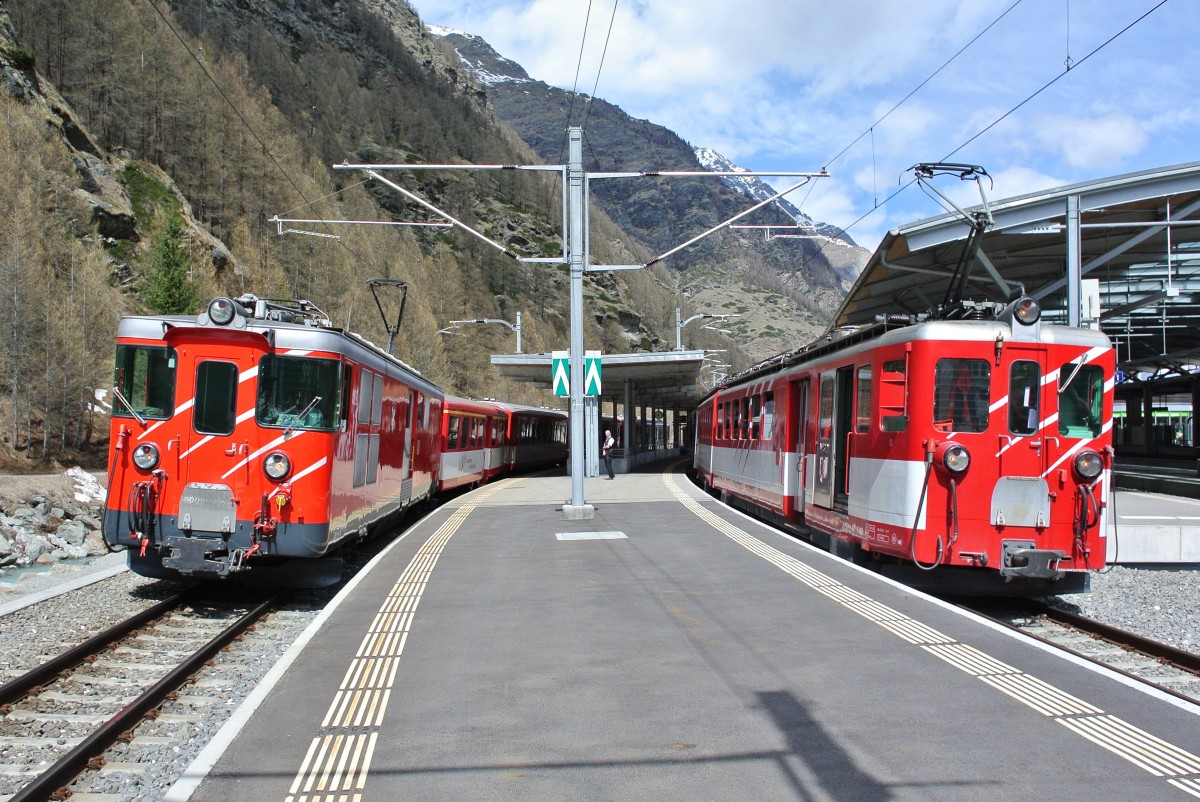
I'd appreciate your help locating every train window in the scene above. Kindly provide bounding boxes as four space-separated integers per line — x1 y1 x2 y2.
762 392 774 439
750 395 761 439
371 372 384 426
934 358 989 433
880 357 907 432
447 415 460 450
193 361 238 436
741 397 750 439
716 404 725 441
1008 361 1041 436
113 345 176 420
256 355 340 430
856 366 872 433
1058 362 1104 438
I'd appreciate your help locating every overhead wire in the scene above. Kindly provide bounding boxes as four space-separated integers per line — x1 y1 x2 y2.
558 0 596 164
794 0 1169 275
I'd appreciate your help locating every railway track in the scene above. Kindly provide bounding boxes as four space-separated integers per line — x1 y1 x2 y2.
961 599 1200 704
0 589 283 801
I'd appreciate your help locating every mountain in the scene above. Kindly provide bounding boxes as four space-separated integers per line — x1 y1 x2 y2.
430 26 870 359
0 0 710 465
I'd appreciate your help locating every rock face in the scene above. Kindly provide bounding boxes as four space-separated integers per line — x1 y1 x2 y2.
0 468 108 572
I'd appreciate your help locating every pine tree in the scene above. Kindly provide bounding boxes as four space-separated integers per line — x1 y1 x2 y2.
141 213 200 314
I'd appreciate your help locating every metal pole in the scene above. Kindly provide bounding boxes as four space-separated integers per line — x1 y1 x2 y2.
564 128 593 518
1067 194 1081 327
515 311 522 354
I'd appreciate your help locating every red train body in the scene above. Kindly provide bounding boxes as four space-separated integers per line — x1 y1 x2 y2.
103 296 444 587
693 296 1113 595
438 398 567 491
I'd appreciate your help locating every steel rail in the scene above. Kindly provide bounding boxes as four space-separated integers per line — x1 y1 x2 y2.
8 593 282 802
0 593 188 707
961 599 1200 707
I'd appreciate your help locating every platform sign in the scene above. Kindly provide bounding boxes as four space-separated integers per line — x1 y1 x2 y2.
584 351 601 396
552 351 601 396
552 351 569 396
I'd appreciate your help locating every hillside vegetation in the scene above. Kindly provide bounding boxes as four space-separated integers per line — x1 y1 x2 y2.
0 0 734 469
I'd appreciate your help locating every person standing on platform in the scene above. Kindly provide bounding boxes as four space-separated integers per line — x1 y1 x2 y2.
602 429 615 479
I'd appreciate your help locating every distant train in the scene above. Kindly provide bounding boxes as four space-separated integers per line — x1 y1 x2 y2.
440 397 567 491
102 295 565 587
693 294 1114 596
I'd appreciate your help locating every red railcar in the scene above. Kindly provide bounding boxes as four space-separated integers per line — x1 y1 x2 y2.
439 396 508 491
102 295 444 587
492 402 568 472
693 295 1113 595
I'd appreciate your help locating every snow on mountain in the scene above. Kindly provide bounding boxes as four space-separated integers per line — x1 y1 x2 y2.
694 147 854 246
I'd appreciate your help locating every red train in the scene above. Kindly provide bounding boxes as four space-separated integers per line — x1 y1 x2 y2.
693 294 1113 595
102 295 564 587
439 398 567 491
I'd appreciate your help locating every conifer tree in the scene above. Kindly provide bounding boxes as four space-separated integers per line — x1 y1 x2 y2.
141 213 200 315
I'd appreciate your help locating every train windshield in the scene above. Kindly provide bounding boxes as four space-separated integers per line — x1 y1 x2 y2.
112 345 176 420
1058 362 1104 438
256 355 341 430
933 358 990 433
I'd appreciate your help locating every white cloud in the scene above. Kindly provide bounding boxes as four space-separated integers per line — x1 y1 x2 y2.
1032 113 1149 170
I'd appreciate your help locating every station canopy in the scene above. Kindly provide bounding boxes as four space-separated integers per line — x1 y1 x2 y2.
837 162 1200 378
491 350 710 408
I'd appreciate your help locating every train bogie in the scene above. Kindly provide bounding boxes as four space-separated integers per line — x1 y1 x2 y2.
694 295 1113 596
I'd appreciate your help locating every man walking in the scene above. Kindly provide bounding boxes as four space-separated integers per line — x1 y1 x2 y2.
602 429 615 479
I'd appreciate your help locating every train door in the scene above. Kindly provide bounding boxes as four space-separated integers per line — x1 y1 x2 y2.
814 367 855 509
171 341 263 509
789 379 809 515
401 389 415 480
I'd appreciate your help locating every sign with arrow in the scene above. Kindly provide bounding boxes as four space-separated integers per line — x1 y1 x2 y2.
552 351 570 396
584 350 601 396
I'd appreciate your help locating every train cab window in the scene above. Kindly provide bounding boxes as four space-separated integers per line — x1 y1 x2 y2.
1059 362 1104 438
113 344 176 420
193 361 238 436
256 355 341 430
934 358 990 433
856 366 872 433
1008 361 1041 436
762 392 775 439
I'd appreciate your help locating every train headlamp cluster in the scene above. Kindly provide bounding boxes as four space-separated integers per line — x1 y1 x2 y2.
208 297 238 326
132 443 160 471
1013 297 1040 325
264 451 292 480
1073 449 1103 481
940 443 971 474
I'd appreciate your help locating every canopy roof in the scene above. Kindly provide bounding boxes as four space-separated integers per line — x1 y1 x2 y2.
837 162 1200 377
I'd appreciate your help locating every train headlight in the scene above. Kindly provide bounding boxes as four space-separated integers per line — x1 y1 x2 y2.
936 441 971 475
132 443 160 471
263 451 292 480
208 297 238 326
1013 297 1040 325
1073 449 1103 481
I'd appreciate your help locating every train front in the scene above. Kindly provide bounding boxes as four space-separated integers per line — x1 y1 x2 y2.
102 297 342 587
894 296 1114 594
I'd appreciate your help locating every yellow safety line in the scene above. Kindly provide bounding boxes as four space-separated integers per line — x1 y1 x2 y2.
662 472 1200 799
283 482 508 802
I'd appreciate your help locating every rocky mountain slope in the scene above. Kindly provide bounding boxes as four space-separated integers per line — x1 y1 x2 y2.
431 26 871 358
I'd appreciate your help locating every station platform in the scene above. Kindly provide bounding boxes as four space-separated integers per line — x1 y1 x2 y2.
168 463 1200 802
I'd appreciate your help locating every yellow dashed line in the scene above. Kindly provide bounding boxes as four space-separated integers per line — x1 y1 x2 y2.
282 482 508 800
662 472 1200 797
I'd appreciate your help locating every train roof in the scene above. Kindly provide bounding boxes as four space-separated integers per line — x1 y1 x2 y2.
115 300 443 398
703 312 1110 401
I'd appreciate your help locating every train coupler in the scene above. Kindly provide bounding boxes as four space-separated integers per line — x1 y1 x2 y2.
162 536 235 578
999 540 1066 580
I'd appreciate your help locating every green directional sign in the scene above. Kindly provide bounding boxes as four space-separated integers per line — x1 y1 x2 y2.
552 351 569 396
584 351 601 396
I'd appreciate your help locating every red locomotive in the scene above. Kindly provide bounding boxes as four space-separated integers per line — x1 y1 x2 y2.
103 295 444 587
693 294 1113 595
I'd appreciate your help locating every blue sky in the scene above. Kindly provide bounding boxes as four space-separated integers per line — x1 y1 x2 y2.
410 0 1196 251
